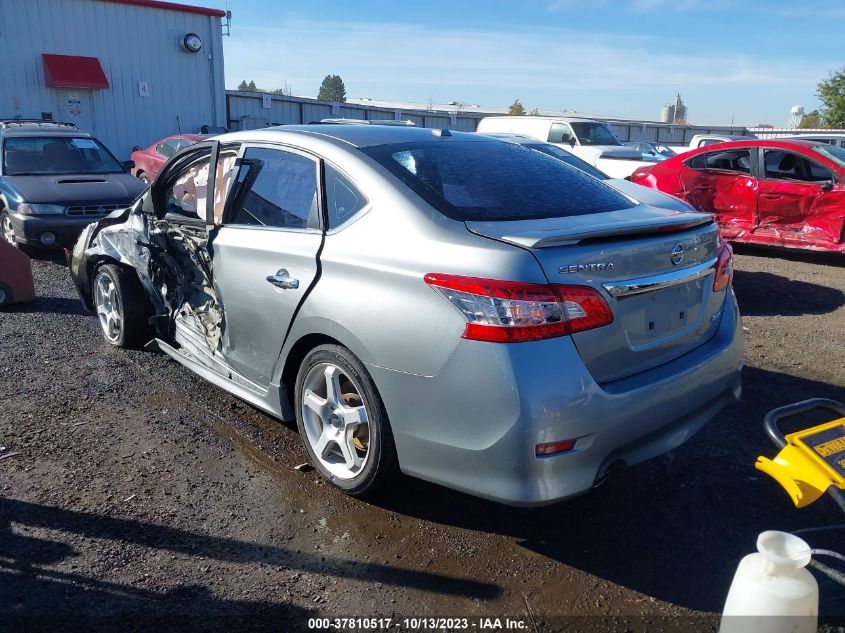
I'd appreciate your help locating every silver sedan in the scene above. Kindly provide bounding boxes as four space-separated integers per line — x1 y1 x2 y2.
70 125 743 505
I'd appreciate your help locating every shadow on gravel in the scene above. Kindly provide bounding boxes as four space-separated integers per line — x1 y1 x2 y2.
733 270 845 316
371 366 845 615
0 497 500 623
0 518 320 632
20 247 68 266
733 243 845 267
4 296 88 316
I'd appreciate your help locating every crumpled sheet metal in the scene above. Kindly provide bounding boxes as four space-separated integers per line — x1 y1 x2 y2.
719 213 845 253
88 212 224 349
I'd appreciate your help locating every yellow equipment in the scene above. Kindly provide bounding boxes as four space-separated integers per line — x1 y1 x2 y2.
756 399 845 509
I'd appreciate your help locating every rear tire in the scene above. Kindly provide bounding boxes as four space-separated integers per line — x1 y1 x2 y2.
0 283 12 307
294 344 397 497
92 264 151 348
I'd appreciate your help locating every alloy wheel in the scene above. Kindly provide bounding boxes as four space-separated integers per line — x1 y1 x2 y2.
94 272 122 343
300 362 370 479
2 215 15 245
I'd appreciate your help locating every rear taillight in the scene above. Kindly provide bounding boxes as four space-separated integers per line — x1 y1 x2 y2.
424 273 613 343
713 243 734 292
535 439 576 456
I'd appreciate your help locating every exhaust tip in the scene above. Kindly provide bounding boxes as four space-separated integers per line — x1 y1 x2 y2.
594 459 627 488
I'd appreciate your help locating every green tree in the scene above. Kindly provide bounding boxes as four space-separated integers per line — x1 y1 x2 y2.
507 98 526 116
528 107 540 116
817 68 845 128
798 109 823 129
317 75 346 102
237 80 258 91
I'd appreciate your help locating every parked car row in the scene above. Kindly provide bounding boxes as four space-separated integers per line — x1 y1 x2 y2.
68 124 743 505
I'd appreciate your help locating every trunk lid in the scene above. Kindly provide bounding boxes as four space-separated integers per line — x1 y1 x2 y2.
466 205 725 383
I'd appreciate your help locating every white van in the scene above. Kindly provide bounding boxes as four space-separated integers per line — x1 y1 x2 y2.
476 116 648 178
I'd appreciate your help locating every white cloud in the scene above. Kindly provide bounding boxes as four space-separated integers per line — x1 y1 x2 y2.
222 19 830 121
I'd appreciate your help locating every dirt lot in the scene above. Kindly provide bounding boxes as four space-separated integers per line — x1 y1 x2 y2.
1 246 844 632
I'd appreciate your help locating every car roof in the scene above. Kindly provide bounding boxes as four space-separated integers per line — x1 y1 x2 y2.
221 124 494 149
482 115 596 123
1 124 92 139
690 139 819 151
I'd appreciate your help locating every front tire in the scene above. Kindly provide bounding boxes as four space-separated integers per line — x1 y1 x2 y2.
92 264 151 348
295 344 397 497
1 211 17 247
0 283 12 307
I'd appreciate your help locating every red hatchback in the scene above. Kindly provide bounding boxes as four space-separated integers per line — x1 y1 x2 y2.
631 139 845 253
130 134 208 184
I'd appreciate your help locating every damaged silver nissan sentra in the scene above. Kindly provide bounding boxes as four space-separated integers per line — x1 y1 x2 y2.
70 125 743 505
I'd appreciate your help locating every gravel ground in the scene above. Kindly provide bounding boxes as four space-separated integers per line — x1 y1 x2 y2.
1 245 844 632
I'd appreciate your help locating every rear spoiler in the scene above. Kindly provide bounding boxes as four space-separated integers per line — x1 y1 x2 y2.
466 211 714 249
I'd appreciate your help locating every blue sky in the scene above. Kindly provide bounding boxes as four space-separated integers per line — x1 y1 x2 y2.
188 0 843 126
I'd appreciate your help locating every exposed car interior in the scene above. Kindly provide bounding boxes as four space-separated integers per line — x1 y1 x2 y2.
764 150 833 182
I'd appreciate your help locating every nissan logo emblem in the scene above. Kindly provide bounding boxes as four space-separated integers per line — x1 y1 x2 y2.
670 243 685 266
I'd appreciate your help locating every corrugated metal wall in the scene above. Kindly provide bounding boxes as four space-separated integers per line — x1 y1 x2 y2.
226 92 748 142
0 0 225 158
226 92 485 133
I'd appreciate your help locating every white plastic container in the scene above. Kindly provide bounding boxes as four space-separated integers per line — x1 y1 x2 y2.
719 531 818 633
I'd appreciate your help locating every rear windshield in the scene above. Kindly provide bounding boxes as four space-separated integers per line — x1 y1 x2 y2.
3 136 123 175
361 141 634 221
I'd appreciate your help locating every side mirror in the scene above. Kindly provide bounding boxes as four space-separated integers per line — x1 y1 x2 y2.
820 180 834 192
122 160 135 172
568 137 576 148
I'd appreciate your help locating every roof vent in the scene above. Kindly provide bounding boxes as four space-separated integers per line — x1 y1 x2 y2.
432 129 452 137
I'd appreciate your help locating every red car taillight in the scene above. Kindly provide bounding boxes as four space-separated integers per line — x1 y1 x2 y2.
713 243 734 292
424 273 613 343
630 167 652 184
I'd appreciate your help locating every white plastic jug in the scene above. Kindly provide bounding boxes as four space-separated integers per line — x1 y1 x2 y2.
719 531 818 633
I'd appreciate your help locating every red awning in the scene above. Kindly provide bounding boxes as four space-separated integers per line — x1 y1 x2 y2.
42 54 109 89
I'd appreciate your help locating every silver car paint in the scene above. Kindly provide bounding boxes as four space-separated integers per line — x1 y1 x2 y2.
72 125 743 505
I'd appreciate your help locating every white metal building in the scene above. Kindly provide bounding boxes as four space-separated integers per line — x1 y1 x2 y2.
0 0 226 158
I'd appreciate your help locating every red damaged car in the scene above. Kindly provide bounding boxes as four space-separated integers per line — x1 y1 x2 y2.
130 134 208 184
631 139 845 253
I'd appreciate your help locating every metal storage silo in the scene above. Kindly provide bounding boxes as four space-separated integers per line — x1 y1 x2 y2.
660 104 676 123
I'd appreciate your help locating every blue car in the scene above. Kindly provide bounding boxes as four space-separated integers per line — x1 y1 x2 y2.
624 141 677 162
0 120 145 249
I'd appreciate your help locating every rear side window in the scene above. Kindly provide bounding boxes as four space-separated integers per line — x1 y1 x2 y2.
687 149 751 175
324 163 367 229
228 147 319 229
764 150 832 182
361 141 634 221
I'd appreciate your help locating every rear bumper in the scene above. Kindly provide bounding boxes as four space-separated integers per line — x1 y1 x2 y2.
369 288 743 506
7 211 98 248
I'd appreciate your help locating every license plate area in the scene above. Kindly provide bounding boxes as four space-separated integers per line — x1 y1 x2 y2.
618 280 705 348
